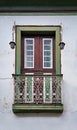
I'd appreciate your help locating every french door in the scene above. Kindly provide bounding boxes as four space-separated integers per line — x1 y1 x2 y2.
21 35 55 104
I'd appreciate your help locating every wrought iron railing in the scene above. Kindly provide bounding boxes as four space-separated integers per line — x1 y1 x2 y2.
12 74 63 104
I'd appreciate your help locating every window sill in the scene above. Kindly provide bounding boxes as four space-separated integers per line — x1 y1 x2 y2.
12 103 63 113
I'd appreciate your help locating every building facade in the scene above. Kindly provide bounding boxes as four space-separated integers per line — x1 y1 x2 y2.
0 4 77 130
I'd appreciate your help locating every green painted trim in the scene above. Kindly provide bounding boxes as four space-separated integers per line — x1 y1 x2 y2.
16 26 60 31
16 26 61 74
12 103 63 113
16 27 21 74
55 27 61 74
1 12 77 16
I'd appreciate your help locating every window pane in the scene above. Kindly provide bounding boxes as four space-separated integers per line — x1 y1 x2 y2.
44 39 51 45
43 39 53 68
44 51 51 56
44 62 51 67
26 39 33 45
44 46 50 50
26 51 33 55
26 62 33 67
26 57 33 61
26 46 33 50
24 38 34 68
44 57 50 61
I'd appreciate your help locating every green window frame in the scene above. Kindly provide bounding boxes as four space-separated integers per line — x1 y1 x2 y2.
15 26 61 74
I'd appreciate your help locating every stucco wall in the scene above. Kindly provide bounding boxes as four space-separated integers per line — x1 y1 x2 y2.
0 14 77 130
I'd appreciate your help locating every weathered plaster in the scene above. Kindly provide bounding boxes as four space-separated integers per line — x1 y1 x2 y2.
0 15 77 130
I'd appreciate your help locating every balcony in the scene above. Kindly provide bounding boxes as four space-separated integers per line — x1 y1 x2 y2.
12 74 63 113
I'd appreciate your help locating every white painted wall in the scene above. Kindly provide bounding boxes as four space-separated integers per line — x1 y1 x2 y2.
0 14 77 130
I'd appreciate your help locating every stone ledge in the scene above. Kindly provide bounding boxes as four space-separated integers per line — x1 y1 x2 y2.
12 103 63 113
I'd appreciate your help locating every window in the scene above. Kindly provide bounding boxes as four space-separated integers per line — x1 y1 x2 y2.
24 38 34 68
12 26 63 113
43 38 53 68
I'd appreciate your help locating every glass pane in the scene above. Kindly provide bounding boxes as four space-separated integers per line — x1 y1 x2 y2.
26 46 33 50
24 38 34 68
44 62 51 67
26 51 33 55
43 39 53 68
26 62 33 67
44 46 50 50
44 40 51 45
44 57 50 61
26 57 33 61
44 51 51 56
26 39 33 45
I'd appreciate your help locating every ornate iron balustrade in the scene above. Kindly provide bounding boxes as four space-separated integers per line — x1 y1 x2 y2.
12 74 63 104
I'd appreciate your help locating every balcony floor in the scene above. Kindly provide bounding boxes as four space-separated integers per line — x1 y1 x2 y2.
12 103 63 113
